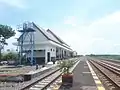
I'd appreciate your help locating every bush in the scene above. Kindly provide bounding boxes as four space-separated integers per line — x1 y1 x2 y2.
58 60 74 74
2 51 18 61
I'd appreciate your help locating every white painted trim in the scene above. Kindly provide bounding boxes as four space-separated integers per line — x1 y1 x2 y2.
70 59 81 72
86 61 105 90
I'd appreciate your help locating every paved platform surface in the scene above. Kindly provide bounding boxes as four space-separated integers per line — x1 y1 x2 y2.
60 57 98 90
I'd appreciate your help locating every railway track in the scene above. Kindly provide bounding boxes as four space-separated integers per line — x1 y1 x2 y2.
88 56 120 68
89 60 120 90
28 70 61 90
100 60 120 69
21 68 61 90
22 59 79 90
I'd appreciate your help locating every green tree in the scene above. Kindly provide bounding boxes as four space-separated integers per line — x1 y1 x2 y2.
0 24 15 60
2 52 18 61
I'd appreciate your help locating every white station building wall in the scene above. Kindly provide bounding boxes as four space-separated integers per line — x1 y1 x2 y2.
17 23 74 64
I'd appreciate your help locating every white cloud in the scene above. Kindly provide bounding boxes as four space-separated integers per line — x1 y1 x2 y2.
64 16 77 26
5 11 120 55
0 0 26 8
58 11 120 55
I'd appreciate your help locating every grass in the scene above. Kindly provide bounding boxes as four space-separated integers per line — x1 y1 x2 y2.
88 55 120 60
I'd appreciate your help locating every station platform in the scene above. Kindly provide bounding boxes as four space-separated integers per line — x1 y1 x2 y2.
59 57 105 90
0 62 58 90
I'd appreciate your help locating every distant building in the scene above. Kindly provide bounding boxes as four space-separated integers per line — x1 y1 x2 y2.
14 22 76 64
73 51 77 57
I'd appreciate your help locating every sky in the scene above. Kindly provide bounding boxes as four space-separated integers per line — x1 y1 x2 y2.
1 0 120 55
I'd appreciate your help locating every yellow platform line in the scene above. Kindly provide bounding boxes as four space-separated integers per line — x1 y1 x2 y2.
86 61 105 90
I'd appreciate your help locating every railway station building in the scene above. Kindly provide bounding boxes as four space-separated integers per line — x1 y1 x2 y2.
15 22 76 65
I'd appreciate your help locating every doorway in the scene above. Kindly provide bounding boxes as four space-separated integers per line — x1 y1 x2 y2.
47 52 50 62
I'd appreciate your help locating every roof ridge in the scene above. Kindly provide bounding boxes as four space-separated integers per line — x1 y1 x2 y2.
32 22 72 50
47 29 70 47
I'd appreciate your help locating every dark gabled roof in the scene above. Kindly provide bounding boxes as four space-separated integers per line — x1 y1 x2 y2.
17 22 72 50
47 29 70 47
32 23 60 43
32 22 72 50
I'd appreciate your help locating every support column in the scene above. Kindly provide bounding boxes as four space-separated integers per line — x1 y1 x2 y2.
59 48 61 60
63 50 64 59
60 49 62 59
67 51 68 58
49 52 51 62
56 47 58 60
64 51 66 59
60 48 62 59
45 49 48 64
58 48 59 60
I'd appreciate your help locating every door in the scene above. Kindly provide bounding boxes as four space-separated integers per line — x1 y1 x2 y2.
47 52 50 62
